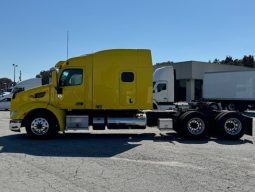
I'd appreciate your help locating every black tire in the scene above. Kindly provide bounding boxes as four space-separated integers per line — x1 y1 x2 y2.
212 111 230 135
214 111 229 121
178 111 208 139
24 111 59 139
216 112 245 140
173 111 193 133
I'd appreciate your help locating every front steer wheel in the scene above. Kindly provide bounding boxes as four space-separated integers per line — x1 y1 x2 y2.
24 112 59 139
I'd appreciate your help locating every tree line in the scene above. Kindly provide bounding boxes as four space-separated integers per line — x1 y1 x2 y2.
212 55 255 68
155 55 255 68
0 78 12 92
35 70 51 85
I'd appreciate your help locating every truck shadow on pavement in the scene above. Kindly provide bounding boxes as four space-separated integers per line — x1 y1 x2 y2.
145 133 253 145
0 133 253 157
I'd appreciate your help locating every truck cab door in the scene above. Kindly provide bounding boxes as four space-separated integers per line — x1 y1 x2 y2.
57 68 85 109
153 81 168 103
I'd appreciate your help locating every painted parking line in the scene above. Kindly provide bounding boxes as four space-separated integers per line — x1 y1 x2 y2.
110 157 204 170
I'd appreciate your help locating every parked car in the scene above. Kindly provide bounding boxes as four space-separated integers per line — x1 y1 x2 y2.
1 91 11 97
0 97 11 110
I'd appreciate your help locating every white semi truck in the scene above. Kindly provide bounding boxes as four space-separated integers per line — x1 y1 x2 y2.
153 66 175 110
153 66 255 112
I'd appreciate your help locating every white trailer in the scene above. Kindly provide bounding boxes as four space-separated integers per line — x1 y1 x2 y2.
203 70 255 111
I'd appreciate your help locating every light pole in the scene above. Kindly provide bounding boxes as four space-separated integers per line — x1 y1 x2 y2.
13 64 18 85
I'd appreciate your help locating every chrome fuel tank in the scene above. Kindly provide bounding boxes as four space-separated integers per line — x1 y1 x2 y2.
107 114 146 129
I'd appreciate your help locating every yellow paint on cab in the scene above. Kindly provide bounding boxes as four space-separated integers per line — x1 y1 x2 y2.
10 49 153 130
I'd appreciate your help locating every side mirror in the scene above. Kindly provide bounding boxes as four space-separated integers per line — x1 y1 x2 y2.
153 90 155 93
52 70 58 87
52 70 63 94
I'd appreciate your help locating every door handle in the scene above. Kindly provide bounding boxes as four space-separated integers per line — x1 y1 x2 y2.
75 102 84 106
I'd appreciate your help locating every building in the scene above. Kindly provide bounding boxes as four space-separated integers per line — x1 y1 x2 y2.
154 61 253 102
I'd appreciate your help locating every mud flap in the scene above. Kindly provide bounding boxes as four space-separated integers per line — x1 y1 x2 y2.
244 116 253 136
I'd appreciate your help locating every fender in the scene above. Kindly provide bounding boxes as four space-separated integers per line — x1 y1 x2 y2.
11 102 66 132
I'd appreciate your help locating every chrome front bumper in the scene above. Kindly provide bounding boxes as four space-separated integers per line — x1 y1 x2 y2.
9 120 22 132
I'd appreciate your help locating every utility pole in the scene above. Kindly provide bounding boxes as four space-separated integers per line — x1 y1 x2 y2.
13 64 18 85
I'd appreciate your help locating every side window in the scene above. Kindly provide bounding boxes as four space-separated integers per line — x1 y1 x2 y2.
59 69 83 87
157 83 166 92
121 72 134 82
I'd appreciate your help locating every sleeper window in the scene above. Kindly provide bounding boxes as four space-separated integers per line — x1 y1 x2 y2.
121 72 134 82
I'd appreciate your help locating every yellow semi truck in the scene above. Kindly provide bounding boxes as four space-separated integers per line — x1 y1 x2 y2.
9 49 253 139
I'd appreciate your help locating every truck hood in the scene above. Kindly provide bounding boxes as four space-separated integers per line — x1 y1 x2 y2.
10 84 51 111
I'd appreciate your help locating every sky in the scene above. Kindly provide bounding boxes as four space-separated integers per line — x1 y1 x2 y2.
0 0 255 81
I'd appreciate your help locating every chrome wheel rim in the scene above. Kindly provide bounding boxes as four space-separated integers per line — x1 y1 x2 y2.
31 117 49 135
224 118 242 135
187 118 205 135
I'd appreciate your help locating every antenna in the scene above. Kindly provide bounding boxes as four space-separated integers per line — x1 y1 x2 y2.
66 30 69 60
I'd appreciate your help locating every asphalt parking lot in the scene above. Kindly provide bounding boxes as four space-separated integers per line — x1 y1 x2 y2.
0 111 254 192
